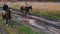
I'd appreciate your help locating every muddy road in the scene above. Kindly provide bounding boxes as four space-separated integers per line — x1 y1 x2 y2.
0 10 60 34
12 10 60 34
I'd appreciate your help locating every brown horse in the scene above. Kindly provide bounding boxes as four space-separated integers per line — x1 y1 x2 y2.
20 6 32 15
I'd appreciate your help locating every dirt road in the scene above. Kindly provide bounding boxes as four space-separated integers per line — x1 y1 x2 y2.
12 10 60 34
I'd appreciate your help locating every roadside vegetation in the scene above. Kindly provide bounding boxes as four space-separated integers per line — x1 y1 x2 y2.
40 11 60 21
32 10 60 21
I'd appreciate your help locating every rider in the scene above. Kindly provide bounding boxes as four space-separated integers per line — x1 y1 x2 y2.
2 4 8 18
2 5 15 27
2 4 8 24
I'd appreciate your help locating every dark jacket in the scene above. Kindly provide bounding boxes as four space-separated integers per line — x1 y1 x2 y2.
3 4 8 11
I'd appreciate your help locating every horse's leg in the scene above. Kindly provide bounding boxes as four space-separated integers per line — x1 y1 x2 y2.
3 18 6 24
26 10 28 15
22 10 24 15
28 11 30 15
24 11 27 15
26 11 30 15
21 10 24 16
21 10 23 13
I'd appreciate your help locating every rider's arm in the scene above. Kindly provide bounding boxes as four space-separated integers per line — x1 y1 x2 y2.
2 11 5 16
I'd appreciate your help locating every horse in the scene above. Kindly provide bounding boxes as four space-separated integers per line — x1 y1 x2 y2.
20 6 32 15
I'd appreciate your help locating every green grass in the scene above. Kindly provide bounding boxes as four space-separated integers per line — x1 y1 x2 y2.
0 14 2 20
10 5 20 10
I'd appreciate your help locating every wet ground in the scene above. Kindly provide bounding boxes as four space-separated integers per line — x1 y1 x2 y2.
12 10 60 34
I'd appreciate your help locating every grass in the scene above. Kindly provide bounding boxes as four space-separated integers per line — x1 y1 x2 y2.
39 11 60 21
10 5 20 10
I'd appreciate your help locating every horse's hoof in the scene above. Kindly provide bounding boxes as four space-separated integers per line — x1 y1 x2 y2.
6 24 8 26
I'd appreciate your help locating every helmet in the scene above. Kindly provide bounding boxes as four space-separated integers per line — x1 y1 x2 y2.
3 4 8 11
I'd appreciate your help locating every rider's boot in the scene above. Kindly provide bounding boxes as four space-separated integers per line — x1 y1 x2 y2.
6 19 9 26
